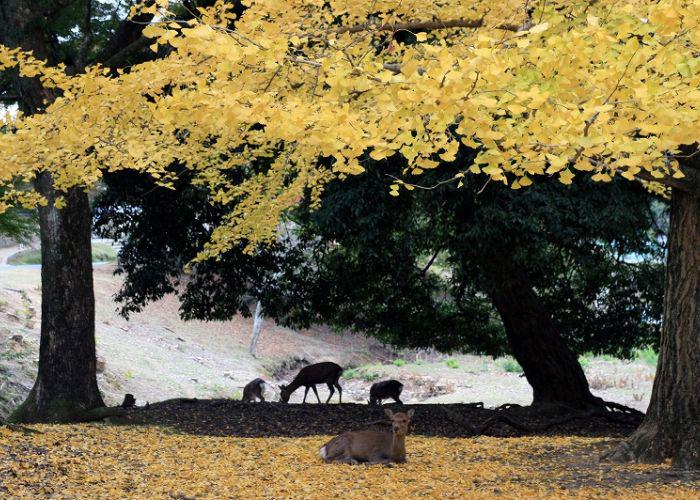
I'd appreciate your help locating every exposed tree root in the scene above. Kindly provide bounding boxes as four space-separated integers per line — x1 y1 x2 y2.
75 406 129 422
603 401 645 418
495 403 522 411
441 403 642 437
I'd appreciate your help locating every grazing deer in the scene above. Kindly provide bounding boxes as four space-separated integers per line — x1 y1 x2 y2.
369 380 403 406
242 378 266 402
319 409 415 464
279 361 343 403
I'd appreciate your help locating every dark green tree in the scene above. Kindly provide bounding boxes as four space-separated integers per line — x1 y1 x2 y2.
95 149 664 410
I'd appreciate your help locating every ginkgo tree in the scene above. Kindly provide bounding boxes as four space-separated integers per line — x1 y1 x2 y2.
1 0 698 467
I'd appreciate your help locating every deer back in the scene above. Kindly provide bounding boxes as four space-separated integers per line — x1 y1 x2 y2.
321 430 396 462
290 361 342 389
370 380 403 402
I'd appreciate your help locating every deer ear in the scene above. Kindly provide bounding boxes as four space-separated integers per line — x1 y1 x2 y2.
384 409 394 418
407 409 415 419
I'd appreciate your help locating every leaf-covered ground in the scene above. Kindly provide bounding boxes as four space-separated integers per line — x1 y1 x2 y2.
1 424 698 498
128 399 639 438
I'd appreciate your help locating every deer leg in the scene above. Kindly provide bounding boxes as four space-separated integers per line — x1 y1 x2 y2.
259 395 265 402
335 381 342 404
312 385 322 404
394 396 402 404
325 382 335 404
303 386 310 403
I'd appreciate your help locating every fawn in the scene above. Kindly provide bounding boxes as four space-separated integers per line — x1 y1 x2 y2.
242 378 266 402
319 409 415 464
369 380 403 405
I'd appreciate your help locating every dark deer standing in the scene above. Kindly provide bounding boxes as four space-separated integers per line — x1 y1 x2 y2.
319 409 415 464
369 380 403 405
279 361 343 403
242 378 266 402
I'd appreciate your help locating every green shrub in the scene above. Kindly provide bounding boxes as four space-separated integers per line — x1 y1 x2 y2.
343 367 379 382
497 357 523 374
393 359 406 367
445 358 459 369
578 355 592 370
362 372 380 382
414 359 425 365
633 347 659 366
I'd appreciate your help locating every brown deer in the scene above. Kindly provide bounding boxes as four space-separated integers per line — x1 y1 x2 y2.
319 409 415 464
279 361 343 403
369 380 403 406
242 378 266 402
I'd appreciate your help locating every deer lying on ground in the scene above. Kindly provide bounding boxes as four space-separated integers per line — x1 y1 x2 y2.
369 380 403 406
279 361 343 403
242 378 266 402
319 409 415 464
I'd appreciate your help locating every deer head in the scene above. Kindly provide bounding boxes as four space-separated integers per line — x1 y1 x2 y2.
385 408 414 437
279 384 291 403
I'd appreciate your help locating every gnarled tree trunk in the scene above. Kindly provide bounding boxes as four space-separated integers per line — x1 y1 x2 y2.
10 175 104 422
490 276 602 410
608 187 699 468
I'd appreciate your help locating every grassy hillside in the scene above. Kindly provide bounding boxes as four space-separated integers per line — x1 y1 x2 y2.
7 243 117 265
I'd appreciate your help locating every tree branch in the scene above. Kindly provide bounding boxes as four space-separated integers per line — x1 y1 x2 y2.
420 249 442 276
95 0 156 67
336 18 523 36
101 36 152 69
636 170 699 197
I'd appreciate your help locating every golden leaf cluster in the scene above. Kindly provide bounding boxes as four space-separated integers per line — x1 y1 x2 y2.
1 0 699 255
1 425 698 498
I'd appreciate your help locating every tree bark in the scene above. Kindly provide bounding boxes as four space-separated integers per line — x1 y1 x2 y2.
1 0 103 422
10 176 104 422
490 276 602 410
607 188 700 468
249 300 263 356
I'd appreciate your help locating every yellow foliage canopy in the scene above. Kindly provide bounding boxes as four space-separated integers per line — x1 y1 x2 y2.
0 0 699 256
1 425 698 498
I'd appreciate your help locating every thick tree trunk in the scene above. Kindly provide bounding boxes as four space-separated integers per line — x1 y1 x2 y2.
490 277 602 410
2 1 104 422
9 174 104 422
608 188 699 468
